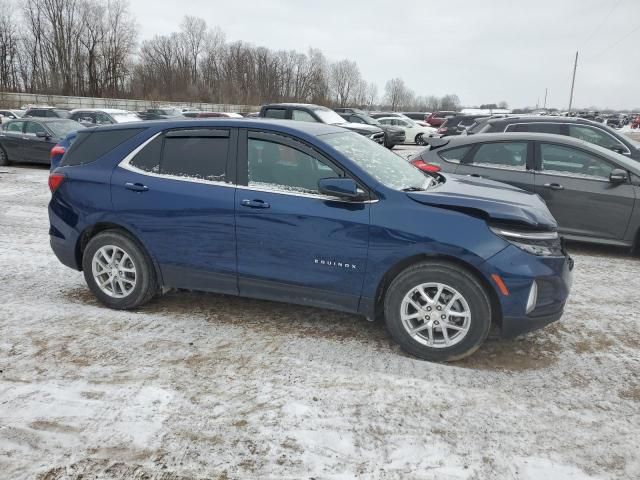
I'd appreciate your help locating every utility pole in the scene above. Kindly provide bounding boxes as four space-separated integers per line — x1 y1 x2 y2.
543 88 548 109
568 51 578 112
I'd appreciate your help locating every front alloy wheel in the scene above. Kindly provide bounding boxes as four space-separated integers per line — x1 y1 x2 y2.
415 133 426 145
400 283 471 348
384 261 492 361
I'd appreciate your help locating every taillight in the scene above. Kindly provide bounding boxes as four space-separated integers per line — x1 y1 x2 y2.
48 173 65 193
411 159 441 173
50 145 65 158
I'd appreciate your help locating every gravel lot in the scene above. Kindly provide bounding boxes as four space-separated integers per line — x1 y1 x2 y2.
0 159 639 480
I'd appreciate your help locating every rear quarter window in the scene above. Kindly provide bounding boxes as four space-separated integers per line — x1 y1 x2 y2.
61 128 144 166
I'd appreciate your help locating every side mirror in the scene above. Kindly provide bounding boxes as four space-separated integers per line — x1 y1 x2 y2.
318 177 364 200
35 131 50 139
609 168 628 183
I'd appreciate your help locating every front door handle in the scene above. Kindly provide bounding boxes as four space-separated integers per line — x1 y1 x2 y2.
125 182 149 192
470 173 483 178
543 183 564 191
241 199 270 209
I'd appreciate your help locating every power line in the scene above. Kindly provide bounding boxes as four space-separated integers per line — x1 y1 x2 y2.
581 0 623 48
589 22 640 58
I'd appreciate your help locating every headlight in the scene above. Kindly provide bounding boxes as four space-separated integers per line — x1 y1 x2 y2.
490 227 563 256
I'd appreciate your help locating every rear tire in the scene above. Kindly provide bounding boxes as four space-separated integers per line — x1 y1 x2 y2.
82 230 157 310
0 147 9 166
384 261 492 362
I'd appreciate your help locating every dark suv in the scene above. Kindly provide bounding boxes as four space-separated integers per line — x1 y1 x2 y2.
24 107 71 119
260 103 385 145
437 115 488 136
335 110 405 148
469 116 640 161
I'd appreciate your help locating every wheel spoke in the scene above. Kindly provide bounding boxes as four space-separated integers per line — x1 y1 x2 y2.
445 293 460 310
447 310 469 318
407 298 423 313
402 312 422 321
117 279 127 294
409 323 431 335
431 285 444 305
444 323 464 331
120 276 135 285
441 326 451 345
99 276 112 288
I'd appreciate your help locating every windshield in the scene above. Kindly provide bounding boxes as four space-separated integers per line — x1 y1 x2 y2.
48 120 85 137
325 132 430 191
313 108 347 125
112 113 142 123
360 115 381 126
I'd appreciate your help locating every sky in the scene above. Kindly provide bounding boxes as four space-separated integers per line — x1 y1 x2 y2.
128 0 640 110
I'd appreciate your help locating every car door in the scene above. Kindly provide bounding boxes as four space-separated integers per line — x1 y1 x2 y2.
22 121 55 163
455 141 535 192
396 119 416 142
112 127 238 293
235 129 370 311
533 142 635 240
0 120 26 160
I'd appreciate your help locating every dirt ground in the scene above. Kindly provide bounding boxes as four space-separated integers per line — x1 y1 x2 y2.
0 162 639 480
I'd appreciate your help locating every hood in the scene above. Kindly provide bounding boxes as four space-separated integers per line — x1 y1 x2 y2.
338 122 383 134
407 174 557 230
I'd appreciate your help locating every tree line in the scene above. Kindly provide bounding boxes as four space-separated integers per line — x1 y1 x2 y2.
0 0 462 111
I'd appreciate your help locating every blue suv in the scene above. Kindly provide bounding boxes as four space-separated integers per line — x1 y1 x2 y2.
48 120 573 361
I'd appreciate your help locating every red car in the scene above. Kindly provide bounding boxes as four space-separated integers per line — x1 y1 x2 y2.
426 111 456 127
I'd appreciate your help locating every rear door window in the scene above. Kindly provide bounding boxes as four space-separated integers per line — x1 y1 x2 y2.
160 130 229 182
62 128 145 166
468 142 528 170
264 108 287 119
5 121 24 133
291 110 316 122
506 123 563 134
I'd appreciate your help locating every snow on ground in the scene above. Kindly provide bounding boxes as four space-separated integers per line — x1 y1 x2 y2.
0 164 639 480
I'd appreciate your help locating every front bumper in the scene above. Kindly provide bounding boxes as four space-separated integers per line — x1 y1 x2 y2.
386 131 406 146
482 245 574 338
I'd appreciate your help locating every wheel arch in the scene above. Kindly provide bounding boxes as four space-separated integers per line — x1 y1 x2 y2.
372 254 503 327
75 222 164 286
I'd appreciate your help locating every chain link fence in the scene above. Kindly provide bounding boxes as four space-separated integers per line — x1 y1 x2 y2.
0 91 259 113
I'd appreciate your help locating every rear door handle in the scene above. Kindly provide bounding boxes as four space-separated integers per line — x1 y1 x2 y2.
543 183 564 190
125 182 149 192
241 199 270 209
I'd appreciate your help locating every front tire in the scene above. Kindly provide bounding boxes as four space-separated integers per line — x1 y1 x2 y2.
415 133 426 146
0 147 9 166
82 230 157 310
384 261 492 362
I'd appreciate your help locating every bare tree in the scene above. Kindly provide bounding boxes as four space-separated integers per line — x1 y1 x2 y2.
329 59 360 107
0 1 21 91
384 77 414 111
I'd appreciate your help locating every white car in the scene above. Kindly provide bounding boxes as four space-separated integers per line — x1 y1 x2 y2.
69 108 141 126
376 117 438 145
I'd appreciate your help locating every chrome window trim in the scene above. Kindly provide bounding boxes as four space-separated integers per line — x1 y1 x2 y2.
534 170 610 183
504 122 631 155
237 184 378 204
118 132 233 188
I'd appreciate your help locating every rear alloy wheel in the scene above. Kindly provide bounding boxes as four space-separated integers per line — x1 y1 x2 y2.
415 133 426 146
0 147 9 166
82 230 157 309
384 261 491 361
